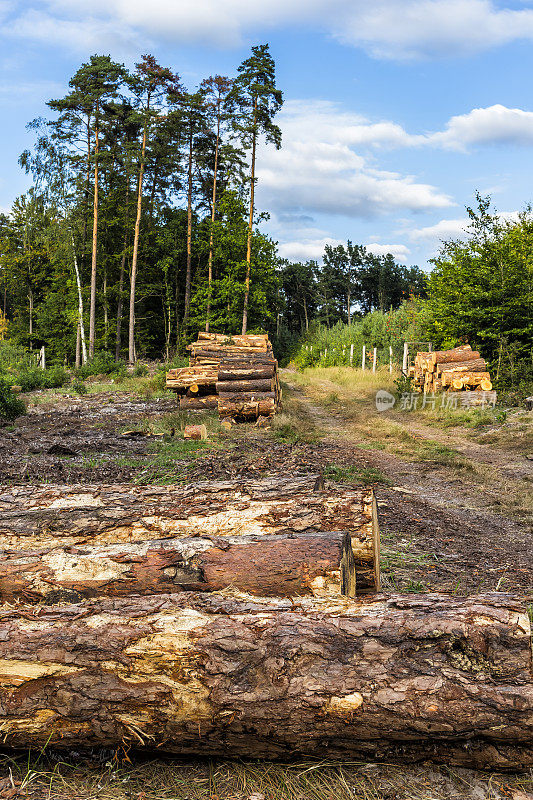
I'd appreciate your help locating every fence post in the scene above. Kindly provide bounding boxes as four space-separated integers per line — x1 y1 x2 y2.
361 345 366 370
402 342 408 373
389 346 393 374
373 347 377 372
350 344 354 366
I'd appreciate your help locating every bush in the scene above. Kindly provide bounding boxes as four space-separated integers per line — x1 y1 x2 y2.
73 380 88 395
18 367 46 392
77 352 126 379
0 379 26 420
43 365 69 389
133 363 149 377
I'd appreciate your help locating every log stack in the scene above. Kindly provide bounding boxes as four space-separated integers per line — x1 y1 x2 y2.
410 344 495 402
166 333 282 421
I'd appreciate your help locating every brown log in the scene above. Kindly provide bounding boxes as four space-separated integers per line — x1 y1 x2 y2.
0 592 531 768
166 367 218 391
218 392 275 401
431 345 479 365
218 398 276 419
0 530 361 602
438 359 488 383
218 365 276 380
443 370 491 388
216 379 273 393
0 479 378 551
179 396 218 410
183 425 208 441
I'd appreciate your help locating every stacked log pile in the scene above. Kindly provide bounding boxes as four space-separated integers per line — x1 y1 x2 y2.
411 344 495 402
166 333 281 420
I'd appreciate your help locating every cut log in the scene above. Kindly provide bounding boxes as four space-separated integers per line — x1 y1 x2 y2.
216 380 273 394
438 359 487 382
0 530 361 602
218 398 276 419
442 370 491 388
166 367 218 391
218 392 275 402
431 345 479 366
183 425 208 441
179 396 218 411
0 591 530 768
218 365 275 381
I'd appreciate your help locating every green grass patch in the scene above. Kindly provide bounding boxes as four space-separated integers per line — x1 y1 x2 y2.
324 463 391 486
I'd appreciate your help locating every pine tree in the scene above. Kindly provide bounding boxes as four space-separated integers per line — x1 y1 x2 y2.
230 44 283 334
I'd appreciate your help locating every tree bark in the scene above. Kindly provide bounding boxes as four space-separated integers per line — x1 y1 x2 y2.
430 345 480 366
0 530 358 602
217 392 275 402
88 106 99 359
206 100 221 333
129 123 147 364
0 592 530 769
183 127 193 329
242 99 257 336
216 380 273 393
0 481 377 566
218 365 275 380
218 398 275 419
71 230 87 364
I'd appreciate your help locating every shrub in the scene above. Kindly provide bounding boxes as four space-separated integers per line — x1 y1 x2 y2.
43 366 69 389
77 352 126 379
133 363 149 377
0 379 26 420
73 380 88 395
18 367 46 392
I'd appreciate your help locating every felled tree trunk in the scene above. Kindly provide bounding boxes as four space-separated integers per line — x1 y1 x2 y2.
218 365 275 380
0 531 359 602
216 379 273 393
217 392 275 402
0 592 531 768
218 398 276 419
431 345 480 366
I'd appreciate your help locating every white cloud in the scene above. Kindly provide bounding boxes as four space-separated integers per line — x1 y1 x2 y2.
256 100 453 220
5 0 533 58
366 243 411 262
409 210 520 241
428 104 533 150
333 0 533 60
277 237 343 261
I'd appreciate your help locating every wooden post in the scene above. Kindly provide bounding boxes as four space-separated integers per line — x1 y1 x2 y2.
389 346 393 374
372 347 377 372
402 342 408 373
350 344 354 366
361 345 366 370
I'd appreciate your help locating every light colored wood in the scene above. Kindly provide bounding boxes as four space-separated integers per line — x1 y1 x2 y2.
184 424 208 440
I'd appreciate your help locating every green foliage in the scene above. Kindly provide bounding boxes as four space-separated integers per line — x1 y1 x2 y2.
0 378 26 420
133 363 149 377
292 297 433 369
76 352 126 379
427 194 533 388
394 373 415 396
73 379 88 395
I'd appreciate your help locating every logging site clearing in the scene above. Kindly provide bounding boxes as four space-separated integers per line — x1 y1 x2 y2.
1 363 532 800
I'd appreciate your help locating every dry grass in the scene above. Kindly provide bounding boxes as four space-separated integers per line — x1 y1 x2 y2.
2 752 532 800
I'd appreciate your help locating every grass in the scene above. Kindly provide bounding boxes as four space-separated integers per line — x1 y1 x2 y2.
324 463 391 486
270 383 322 444
2 751 532 800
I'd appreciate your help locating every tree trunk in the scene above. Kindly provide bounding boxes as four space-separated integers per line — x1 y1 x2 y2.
0 480 377 561
28 289 33 349
129 124 147 364
0 592 530 769
75 323 81 370
242 100 257 336
88 107 99 359
0 531 359 602
206 101 221 333
115 229 128 362
430 345 479 366
216 380 273 393
71 230 87 364
218 398 276 419
218 365 275 380
184 127 193 329
217 392 275 402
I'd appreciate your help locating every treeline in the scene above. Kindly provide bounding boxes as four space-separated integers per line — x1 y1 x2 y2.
293 196 533 390
0 46 283 365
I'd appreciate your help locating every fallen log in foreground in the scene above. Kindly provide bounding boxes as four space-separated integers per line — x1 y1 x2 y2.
0 530 360 602
0 592 530 768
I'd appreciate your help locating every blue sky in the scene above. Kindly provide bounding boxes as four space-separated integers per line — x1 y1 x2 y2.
2 0 533 269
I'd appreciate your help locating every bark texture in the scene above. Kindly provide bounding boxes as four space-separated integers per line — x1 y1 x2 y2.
0 592 530 768
0 531 357 602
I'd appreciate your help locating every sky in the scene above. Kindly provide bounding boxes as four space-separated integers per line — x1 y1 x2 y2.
1 0 533 269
